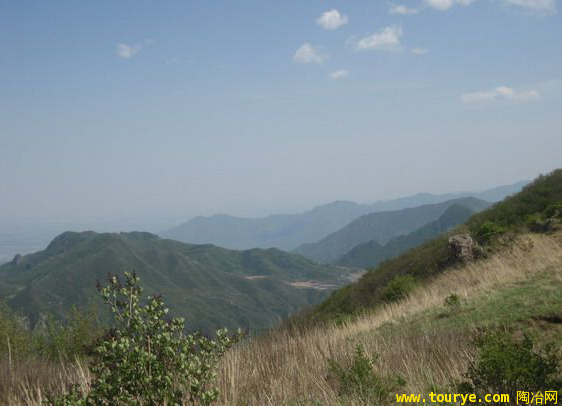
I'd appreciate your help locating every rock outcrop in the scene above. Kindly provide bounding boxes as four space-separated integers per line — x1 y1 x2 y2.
448 234 476 261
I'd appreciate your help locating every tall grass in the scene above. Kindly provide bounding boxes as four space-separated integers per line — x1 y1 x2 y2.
215 233 562 405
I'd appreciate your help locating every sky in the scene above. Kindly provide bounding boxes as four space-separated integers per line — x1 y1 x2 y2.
1 0 562 230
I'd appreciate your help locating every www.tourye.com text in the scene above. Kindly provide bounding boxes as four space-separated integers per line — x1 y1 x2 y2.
396 391 558 404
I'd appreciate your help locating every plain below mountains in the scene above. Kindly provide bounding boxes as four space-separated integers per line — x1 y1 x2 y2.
293 197 489 264
161 181 527 251
0 232 354 333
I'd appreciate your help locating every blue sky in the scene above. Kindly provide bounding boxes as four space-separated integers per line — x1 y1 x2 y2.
1 0 561 228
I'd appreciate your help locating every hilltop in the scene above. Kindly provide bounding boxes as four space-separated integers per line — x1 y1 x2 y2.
0 231 352 333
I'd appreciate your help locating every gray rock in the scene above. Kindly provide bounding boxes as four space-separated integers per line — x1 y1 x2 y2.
449 234 476 261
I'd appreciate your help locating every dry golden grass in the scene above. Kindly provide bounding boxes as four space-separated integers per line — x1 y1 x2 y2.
215 233 562 405
0 357 90 406
2 233 561 405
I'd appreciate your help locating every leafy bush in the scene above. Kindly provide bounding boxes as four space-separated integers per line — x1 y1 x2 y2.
328 344 404 404
475 221 508 243
52 272 240 405
459 329 561 402
382 275 416 303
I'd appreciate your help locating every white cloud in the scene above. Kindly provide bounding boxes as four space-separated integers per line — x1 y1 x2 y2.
500 0 557 13
116 43 141 59
293 43 329 64
317 9 349 30
329 70 349 80
411 47 429 55
355 26 403 51
165 57 179 65
115 39 154 59
424 0 474 10
389 4 419 14
460 86 541 103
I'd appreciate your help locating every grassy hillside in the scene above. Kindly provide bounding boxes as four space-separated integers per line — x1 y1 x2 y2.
213 231 562 405
0 231 352 333
337 204 475 268
307 169 562 323
293 197 489 264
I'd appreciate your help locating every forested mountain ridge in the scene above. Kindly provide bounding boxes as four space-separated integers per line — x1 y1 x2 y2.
293 197 489 263
0 231 352 333
336 204 475 268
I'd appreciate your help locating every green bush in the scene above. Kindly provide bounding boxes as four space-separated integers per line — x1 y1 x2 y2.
459 329 561 403
543 201 562 219
444 293 461 308
52 272 241 405
0 303 31 360
34 306 102 360
328 344 404 404
382 275 416 303
475 221 508 243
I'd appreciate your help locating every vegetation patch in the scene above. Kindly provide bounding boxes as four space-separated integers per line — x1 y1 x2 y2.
50 272 240 405
459 329 561 403
327 343 405 405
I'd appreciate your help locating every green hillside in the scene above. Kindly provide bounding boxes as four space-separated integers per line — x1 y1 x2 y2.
0 231 351 333
337 204 475 268
306 169 562 323
293 197 489 263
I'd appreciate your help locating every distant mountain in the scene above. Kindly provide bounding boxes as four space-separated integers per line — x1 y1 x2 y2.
161 181 528 250
0 231 352 333
337 204 475 268
293 197 489 263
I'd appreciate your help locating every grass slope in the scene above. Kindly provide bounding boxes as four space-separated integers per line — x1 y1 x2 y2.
0 231 350 333
214 232 562 405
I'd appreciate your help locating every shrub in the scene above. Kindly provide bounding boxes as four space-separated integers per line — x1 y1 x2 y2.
444 293 460 308
459 329 561 403
543 201 562 219
51 272 241 405
328 344 404 404
382 275 416 303
475 221 508 243
34 306 102 360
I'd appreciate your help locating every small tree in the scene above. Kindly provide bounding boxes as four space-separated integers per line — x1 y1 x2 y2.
328 344 405 405
382 275 416 303
52 272 240 405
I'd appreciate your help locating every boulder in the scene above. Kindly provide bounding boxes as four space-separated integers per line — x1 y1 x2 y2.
449 234 476 262
11 253 22 267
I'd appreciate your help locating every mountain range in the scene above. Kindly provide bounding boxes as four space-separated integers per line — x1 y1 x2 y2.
336 203 475 268
293 197 489 263
0 231 352 333
161 181 527 251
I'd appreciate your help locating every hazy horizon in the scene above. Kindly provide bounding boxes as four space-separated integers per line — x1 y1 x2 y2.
2 1 561 228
